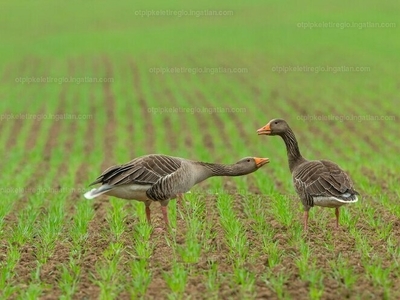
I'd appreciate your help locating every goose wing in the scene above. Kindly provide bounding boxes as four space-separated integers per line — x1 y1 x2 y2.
293 160 358 207
89 154 183 186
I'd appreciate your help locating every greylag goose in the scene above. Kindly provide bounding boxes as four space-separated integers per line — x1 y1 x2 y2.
84 154 269 226
257 119 358 230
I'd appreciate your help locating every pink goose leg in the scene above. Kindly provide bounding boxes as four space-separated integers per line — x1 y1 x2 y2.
335 207 340 229
161 205 169 226
303 211 309 231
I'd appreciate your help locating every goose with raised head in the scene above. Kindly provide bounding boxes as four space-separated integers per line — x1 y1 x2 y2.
257 119 358 230
84 154 269 227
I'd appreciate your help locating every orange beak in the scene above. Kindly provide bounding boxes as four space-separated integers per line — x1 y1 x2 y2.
254 157 269 168
257 122 271 135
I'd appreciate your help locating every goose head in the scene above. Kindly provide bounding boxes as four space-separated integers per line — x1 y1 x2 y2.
234 157 269 175
257 118 290 136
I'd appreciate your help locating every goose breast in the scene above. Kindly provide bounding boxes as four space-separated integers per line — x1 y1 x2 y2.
145 161 199 201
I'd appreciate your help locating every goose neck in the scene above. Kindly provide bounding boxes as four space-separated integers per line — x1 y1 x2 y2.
200 162 236 177
281 128 305 172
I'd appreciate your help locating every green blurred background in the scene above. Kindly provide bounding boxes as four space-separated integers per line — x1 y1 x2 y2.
1 0 398 145
1 0 399 69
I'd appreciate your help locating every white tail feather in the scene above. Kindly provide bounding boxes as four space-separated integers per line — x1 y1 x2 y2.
313 195 358 208
84 185 113 199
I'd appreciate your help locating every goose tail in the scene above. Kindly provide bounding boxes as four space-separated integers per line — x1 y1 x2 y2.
84 185 113 199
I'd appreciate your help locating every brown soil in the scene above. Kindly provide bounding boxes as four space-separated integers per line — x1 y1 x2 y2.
75 94 98 187
39 83 101 298
8 85 68 217
131 61 155 153
101 56 117 169
71 57 119 299
3 59 39 150
24 113 45 150
160 103 175 151
115 63 134 157
10 75 73 291
3 55 400 300
179 87 216 154
185 56 233 158
4 119 24 151
348 97 400 152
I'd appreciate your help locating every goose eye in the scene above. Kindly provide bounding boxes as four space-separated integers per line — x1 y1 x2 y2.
247 159 250 162
274 121 278 125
